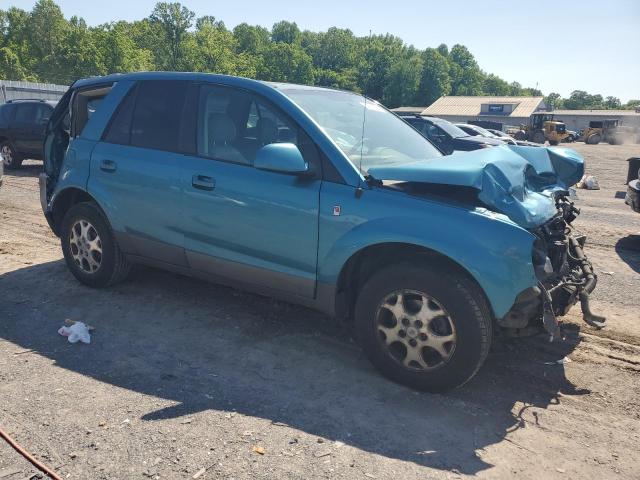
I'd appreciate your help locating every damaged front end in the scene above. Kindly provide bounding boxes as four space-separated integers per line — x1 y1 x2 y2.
500 190 606 339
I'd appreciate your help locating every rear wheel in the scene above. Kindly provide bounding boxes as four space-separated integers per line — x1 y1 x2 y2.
1 141 23 170
587 134 601 145
549 139 559 146
60 202 131 288
355 263 492 392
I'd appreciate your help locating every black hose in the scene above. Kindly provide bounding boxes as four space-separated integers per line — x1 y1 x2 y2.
569 236 606 328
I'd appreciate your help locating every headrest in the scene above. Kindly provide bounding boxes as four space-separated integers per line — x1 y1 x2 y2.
257 117 278 145
209 113 236 144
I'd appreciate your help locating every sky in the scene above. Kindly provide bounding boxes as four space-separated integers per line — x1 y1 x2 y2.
6 0 640 102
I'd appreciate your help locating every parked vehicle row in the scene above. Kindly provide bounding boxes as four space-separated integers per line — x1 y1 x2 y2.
397 114 506 153
38 72 604 392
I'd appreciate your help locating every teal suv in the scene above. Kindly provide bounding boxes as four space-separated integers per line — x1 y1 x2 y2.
40 73 604 391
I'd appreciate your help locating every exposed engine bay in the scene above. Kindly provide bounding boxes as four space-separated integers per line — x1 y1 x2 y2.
512 191 606 339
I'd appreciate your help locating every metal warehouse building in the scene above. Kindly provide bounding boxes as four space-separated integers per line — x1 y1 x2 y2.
418 96 547 128
551 109 640 132
0 80 67 103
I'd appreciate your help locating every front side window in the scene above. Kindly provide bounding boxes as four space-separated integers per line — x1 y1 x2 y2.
35 105 53 125
197 85 301 166
279 87 443 172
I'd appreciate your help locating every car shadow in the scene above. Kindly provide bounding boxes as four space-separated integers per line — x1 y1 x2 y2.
0 260 586 475
615 234 640 274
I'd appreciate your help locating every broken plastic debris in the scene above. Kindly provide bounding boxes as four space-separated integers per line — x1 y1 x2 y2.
58 321 91 344
544 356 572 365
576 174 600 190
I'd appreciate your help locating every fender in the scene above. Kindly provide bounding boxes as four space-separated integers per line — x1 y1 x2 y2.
317 182 539 319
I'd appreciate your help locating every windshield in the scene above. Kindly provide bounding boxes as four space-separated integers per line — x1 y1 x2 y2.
279 87 442 172
469 125 496 137
430 119 469 138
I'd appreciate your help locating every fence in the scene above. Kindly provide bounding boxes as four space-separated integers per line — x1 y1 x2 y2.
0 80 68 103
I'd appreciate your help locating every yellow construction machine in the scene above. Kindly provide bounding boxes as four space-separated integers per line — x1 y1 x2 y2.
513 112 570 145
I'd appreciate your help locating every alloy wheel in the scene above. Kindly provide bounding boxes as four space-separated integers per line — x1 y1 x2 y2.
69 219 103 273
376 289 457 371
1 145 13 166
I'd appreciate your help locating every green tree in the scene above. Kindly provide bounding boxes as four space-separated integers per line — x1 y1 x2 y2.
415 48 450 105
258 42 314 84
604 96 621 109
183 20 238 75
624 99 640 110
544 92 564 109
382 55 423 108
448 44 483 95
482 74 511 96
271 20 300 44
27 0 68 82
149 2 195 70
233 23 270 53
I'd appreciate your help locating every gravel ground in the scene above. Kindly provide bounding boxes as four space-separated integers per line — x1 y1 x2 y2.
0 143 639 480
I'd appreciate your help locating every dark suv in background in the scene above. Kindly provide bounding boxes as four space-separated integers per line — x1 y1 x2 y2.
397 114 506 154
0 99 57 170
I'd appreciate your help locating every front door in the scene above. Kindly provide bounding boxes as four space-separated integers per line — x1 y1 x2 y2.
181 84 321 298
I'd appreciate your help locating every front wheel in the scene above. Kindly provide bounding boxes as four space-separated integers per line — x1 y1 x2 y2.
1 141 23 170
60 202 131 288
355 263 492 392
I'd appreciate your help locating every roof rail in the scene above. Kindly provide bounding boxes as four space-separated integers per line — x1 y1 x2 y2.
6 98 48 103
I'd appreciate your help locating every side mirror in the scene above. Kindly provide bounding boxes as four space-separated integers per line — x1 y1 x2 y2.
254 143 310 176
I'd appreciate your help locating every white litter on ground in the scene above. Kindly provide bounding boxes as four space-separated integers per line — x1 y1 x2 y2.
577 174 600 190
58 321 91 344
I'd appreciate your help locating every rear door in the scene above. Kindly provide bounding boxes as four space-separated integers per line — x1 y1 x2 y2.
180 84 321 298
88 80 192 265
11 104 37 154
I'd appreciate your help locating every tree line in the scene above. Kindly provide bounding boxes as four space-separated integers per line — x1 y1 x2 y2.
1 0 637 110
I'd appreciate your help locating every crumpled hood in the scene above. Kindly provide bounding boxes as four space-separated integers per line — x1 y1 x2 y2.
368 145 584 228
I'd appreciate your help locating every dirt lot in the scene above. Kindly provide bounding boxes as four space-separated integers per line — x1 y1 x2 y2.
1 143 639 479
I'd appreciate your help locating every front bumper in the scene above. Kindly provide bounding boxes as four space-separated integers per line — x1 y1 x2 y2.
626 179 640 213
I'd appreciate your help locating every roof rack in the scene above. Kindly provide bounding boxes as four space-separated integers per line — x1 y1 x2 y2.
6 98 48 103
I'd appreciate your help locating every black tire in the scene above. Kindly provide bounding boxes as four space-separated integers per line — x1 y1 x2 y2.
1 141 23 170
586 134 601 145
60 202 131 288
549 139 559 146
354 262 492 392
532 131 545 144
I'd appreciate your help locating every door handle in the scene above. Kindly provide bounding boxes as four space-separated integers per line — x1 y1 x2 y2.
192 174 216 191
100 159 117 172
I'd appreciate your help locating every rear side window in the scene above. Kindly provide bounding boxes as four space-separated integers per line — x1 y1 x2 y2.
14 104 37 123
130 80 189 152
35 105 52 124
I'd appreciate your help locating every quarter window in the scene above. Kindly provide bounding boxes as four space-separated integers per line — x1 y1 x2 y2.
104 86 137 145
